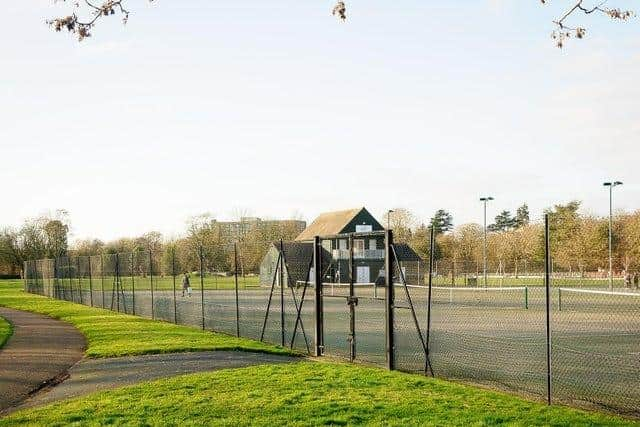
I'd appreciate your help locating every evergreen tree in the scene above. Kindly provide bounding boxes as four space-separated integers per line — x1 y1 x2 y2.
488 210 516 232
515 204 530 228
430 210 453 235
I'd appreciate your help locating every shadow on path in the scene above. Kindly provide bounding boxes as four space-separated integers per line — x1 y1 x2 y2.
0 307 86 414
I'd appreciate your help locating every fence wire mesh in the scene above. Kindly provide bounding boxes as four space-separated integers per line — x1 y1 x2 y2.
22 230 640 417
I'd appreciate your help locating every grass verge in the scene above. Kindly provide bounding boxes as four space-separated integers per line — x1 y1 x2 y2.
0 315 11 349
0 280 293 358
1 361 636 426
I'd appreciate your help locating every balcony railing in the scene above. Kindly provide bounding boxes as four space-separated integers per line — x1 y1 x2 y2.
332 249 385 260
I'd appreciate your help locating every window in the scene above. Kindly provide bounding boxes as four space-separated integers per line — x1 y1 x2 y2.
353 239 365 252
369 239 377 250
339 239 348 250
355 224 373 233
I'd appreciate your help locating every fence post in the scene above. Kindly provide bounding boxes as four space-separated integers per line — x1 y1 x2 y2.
348 234 356 362
100 254 105 309
115 253 120 312
384 229 395 371
279 239 285 347
88 257 94 307
313 236 324 357
234 242 240 337
172 248 177 324
33 261 39 296
199 245 205 331
149 250 155 320
426 226 435 376
544 213 552 405
131 253 136 316
76 257 82 304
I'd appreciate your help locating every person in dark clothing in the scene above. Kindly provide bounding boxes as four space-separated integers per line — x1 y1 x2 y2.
181 273 191 297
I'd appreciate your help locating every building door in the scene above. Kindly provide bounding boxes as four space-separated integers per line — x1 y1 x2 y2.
356 266 370 283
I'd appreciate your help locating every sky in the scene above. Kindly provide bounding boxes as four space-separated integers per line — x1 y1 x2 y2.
1 0 638 242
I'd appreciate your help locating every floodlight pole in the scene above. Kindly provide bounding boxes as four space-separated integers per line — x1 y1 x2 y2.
480 197 493 288
387 210 394 230
604 181 622 291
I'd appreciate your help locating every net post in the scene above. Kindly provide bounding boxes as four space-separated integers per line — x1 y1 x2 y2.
384 229 395 371
313 236 324 357
544 213 552 405
558 288 562 312
524 286 528 310
234 242 240 338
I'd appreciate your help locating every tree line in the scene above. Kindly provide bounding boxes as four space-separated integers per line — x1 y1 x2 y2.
3 201 640 277
389 202 640 275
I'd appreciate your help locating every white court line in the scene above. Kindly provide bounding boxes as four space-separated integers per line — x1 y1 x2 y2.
559 288 640 297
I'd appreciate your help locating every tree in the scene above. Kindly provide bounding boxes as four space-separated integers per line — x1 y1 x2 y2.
45 1 634 47
0 212 71 276
515 204 530 228
387 208 415 243
430 210 453 235
488 210 516 232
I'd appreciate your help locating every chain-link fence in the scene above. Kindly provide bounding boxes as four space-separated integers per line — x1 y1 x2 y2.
23 227 639 417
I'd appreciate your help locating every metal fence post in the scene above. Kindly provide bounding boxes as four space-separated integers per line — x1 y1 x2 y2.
76 256 82 304
172 248 177 324
544 213 552 405
426 226 435 376
348 234 356 362
384 229 395 371
88 257 94 307
149 250 155 320
131 253 136 316
199 245 205 331
234 242 240 337
100 254 105 309
313 236 324 357
115 253 120 312
279 239 285 347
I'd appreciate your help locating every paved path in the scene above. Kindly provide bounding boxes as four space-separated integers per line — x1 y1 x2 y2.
13 351 298 412
0 307 86 414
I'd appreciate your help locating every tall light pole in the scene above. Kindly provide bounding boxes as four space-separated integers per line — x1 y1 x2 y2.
387 210 394 230
480 197 494 287
603 181 623 291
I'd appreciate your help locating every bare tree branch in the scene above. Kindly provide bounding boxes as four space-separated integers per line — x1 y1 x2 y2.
542 0 635 48
45 1 634 47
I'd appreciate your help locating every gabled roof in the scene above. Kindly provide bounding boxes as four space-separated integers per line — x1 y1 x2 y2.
295 208 365 241
394 243 423 262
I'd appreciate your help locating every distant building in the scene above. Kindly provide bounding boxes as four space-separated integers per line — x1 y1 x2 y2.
259 207 421 286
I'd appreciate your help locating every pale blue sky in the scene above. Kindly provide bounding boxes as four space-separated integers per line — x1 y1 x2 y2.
1 1 638 241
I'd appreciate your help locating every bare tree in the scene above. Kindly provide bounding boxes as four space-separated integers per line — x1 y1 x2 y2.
46 1 633 47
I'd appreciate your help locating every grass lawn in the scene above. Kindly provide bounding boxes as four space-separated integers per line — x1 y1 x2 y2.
0 280 293 358
0 315 11 348
1 362 636 426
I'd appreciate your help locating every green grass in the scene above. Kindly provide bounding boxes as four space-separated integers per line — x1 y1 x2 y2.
2 362 636 426
0 280 293 358
0 315 11 348
63 275 261 292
